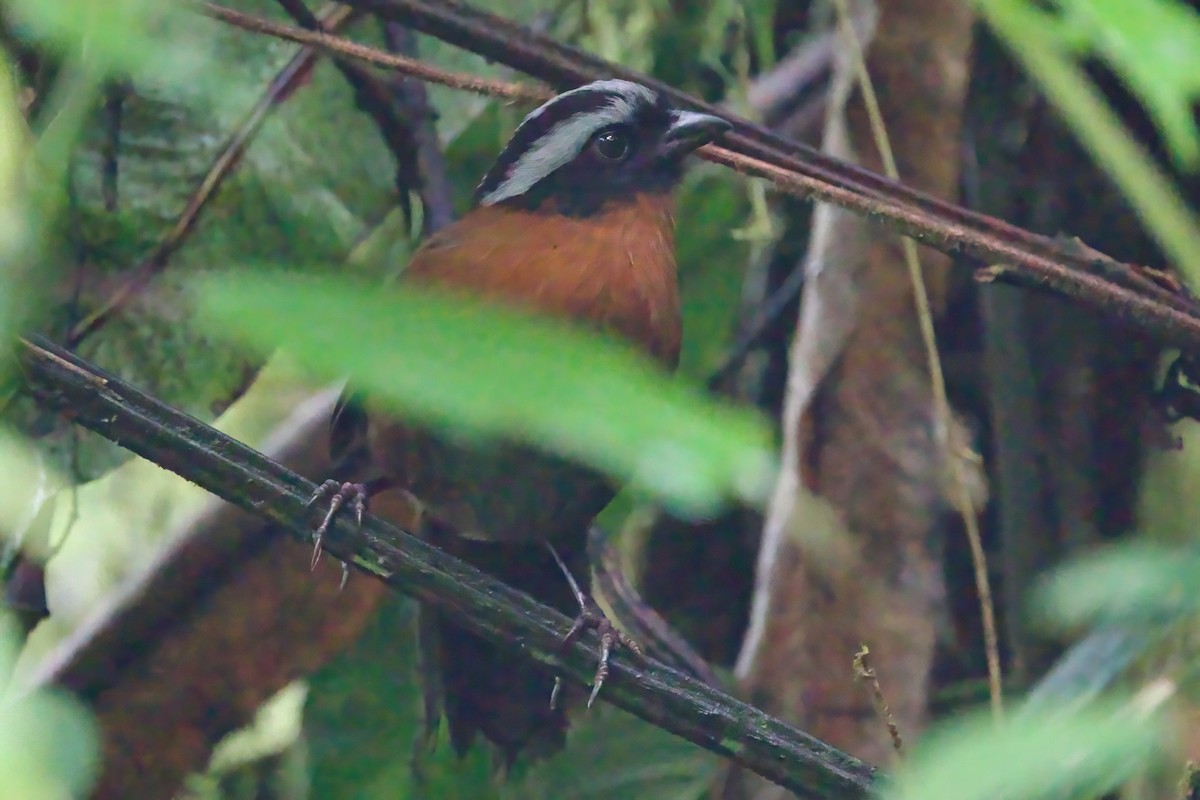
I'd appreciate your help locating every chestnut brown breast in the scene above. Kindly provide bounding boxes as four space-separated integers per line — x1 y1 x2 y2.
364 192 682 542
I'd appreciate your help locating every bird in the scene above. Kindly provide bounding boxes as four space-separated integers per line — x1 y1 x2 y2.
308 78 730 764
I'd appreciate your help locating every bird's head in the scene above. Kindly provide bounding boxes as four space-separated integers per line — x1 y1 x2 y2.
475 80 731 217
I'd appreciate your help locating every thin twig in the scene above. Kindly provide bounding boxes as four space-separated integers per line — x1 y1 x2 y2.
705 145 1200 354
82 0 1200 337
198 1 1200 358
830 0 1003 721
853 646 903 762
200 3 550 102
18 334 877 800
340 0 1195 312
65 4 356 347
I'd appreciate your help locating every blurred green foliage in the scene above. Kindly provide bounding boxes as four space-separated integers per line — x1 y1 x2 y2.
196 273 776 517
0 612 98 799
884 698 1170 800
6 0 764 796
1034 543 1200 630
977 0 1200 281
0 58 28 363
5 0 1200 797
7 0 417 480
1050 0 1200 169
6 0 204 81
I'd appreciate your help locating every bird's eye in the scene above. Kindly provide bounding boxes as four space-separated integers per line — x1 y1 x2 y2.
591 128 631 161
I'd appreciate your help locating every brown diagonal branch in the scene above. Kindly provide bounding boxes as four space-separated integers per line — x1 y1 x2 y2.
198 1 1200 356
699 146 1200 354
200 3 549 101
17 334 877 800
341 0 1189 305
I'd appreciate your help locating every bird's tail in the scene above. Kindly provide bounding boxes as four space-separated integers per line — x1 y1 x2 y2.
418 532 587 765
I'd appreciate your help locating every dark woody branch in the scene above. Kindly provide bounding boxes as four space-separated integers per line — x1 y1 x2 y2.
201 0 1200 356
346 0 1189 318
17 334 877 800
23 383 392 800
357 0 1200 352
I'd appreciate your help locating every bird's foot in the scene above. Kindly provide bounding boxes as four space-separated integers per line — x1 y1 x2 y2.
561 593 645 709
306 479 368 589
546 544 645 710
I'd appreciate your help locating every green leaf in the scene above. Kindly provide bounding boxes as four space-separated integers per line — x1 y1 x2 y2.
0 431 60 551
0 615 100 800
977 0 1200 297
883 699 1169 800
194 272 777 517
985 0 1200 169
1033 543 1200 629
0 61 32 357
12 9 409 479
1052 0 1200 168
7 0 206 84
406 733 498 800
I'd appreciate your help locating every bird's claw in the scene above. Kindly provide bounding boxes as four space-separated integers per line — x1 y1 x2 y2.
306 479 367 588
544 541 643 710
554 593 645 709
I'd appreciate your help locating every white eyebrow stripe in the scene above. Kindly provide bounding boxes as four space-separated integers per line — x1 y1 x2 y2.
479 82 658 206
521 79 657 125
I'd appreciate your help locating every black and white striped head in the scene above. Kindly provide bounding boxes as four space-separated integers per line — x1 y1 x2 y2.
475 80 731 217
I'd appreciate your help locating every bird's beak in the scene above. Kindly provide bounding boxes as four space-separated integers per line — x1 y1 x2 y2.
658 110 732 159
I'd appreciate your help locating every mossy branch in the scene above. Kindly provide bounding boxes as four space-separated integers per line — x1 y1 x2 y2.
17 334 877 800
